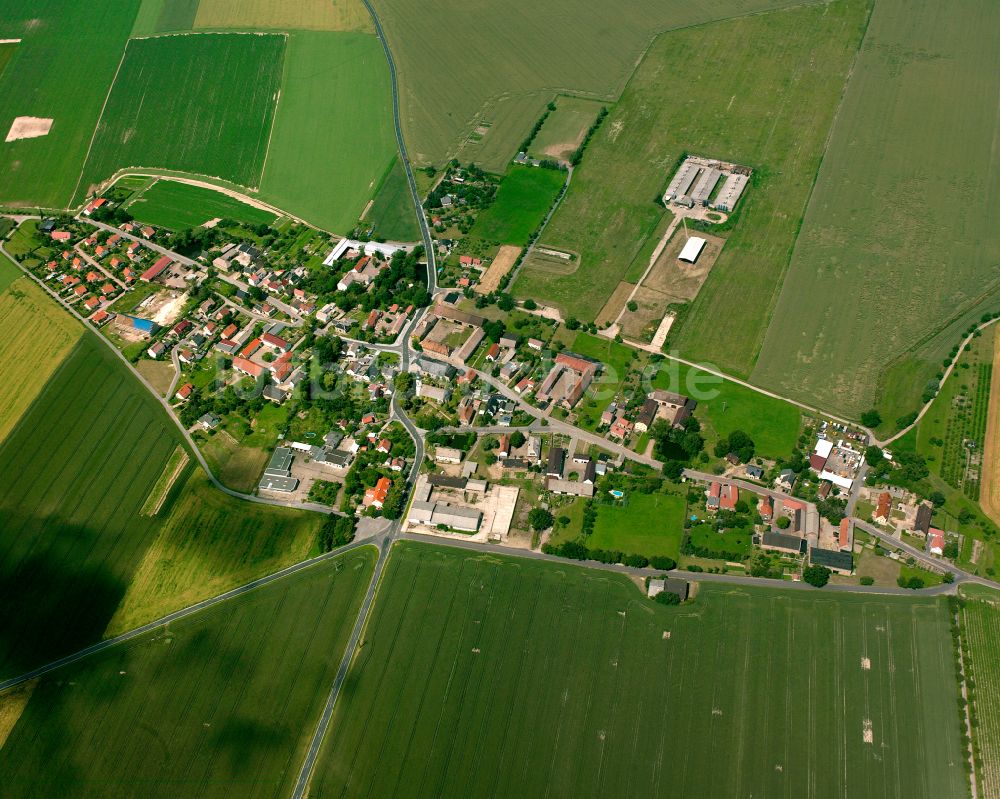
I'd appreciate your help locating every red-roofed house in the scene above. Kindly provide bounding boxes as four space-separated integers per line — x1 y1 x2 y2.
241 338 262 358
873 491 892 524
221 323 239 339
83 296 100 311
141 255 172 283
51 230 71 242
83 197 107 215
363 476 392 509
376 439 392 454
486 343 500 361
101 283 115 295
232 356 265 379
719 484 738 511
85 271 100 282
928 528 946 556
759 496 773 521
706 481 721 510
839 518 853 551
176 383 193 401
73 285 87 297
261 332 291 352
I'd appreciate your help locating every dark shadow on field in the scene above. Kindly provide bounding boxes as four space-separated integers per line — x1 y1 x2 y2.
0 514 128 681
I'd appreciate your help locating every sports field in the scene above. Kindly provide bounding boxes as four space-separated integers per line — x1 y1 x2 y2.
368 0 809 171
0 0 141 207
529 96 606 162
125 179 278 230
753 0 1000 418
195 0 374 32
0 548 376 798
0 336 177 679
961 596 1000 797
0 265 81 444
78 33 285 201
258 31 397 233
652 360 802 460
588 489 687 558
366 157 419 241
310 542 966 798
468 166 566 247
107 469 321 634
514 0 870 381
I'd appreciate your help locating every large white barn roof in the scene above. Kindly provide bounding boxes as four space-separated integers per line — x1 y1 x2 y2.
678 236 707 263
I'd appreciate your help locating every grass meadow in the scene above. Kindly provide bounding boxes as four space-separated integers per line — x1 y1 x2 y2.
753 0 1000 419
529 96 605 162
468 165 566 247
78 33 285 202
125 179 277 230
514 0 871 382
0 266 81 444
130 0 200 35
652 359 802 460
366 157 419 241
0 548 376 798
369 0 806 171
0 0 141 207
311 542 967 798
258 31 397 233
588 489 687 558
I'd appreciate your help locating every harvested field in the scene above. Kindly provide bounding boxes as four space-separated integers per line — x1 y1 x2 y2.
4 116 52 142
195 0 374 32
595 280 635 327
0 548 376 799
977 326 1000 526
367 0 809 171
515 0 871 377
643 231 726 303
0 270 82 444
476 245 521 294
259 31 397 233
0 0 141 206
753 0 1000 417
78 33 285 201
309 542 967 798
619 285 671 341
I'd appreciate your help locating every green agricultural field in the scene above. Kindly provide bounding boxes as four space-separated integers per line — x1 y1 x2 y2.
258 31 397 233
0 268 82 444
513 0 871 378
0 336 178 679
529 96 606 162
130 0 199 35
368 0 809 171
0 548 376 798
194 0 374 32
468 165 566 247
588 489 687 558
366 157 419 241
126 179 278 230
310 542 966 798
961 597 1000 796
652 360 802 460
753 0 1000 420
78 33 285 202
0 0 142 207
0 41 16 79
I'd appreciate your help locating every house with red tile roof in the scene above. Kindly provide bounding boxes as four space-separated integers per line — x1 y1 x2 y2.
719 484 738 511
232 356 266 379
241 337 262 358
873 491 892 524
839 518 853 551
176 383 193 401
141 255 172 283
363 476 392 509
51 230 71 242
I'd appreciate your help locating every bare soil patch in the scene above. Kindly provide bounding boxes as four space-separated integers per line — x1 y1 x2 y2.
642 230 726 303
5 116 52 142
981 325 1000 525
619 285 672 341
476 245 521 294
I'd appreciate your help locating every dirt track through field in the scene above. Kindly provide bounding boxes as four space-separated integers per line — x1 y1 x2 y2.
980 326 1000 526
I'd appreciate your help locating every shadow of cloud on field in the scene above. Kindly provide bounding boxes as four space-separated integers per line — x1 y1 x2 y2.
0 513 128 682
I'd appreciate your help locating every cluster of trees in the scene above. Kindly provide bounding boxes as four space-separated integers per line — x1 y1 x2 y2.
713 429 755 463
180 378 267 430
528 508 554 531
542 540 676 570
651 416 704 477
864 445 930 487
317 515 356 552
749 551 783 580
425 163 496 211
802 564 831 588
518 101 556 154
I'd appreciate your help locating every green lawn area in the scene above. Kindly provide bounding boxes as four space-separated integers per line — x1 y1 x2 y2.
259 31 398 233
687 522 753 558
366 156 419 241
569 331 640 430
752 0 1000 417
77 32 285 202
125 179 278 230
308 541 966 798
588 489 686 558
513 0 871 383
468 165 566 246
0 0 141 206
529 96 606 163
653 360 802 460
0 547 375 798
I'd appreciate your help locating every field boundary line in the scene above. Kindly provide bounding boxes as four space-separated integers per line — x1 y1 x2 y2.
0 540 377 694
70 39 132 204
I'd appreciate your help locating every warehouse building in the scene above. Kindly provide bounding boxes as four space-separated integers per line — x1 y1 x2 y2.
664 159 700 201
690 167 721 205
713 173 749 212
678 236 707 264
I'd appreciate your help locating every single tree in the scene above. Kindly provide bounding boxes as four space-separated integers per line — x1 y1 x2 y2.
802 565 831 588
